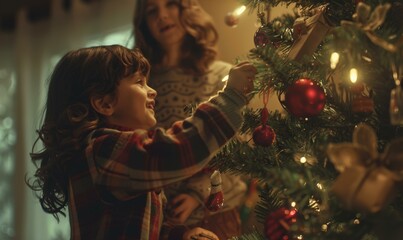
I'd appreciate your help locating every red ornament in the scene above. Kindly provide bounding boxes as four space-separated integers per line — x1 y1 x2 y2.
254 26 271 47
284 78 326 118
350 82 365 94
265 207 298 240
253 94 276 147
352 95 374 114
205 170 224 212
253 125 276 147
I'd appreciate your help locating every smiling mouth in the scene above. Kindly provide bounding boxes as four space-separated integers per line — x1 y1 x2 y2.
146 102 155 110
160 24 174 33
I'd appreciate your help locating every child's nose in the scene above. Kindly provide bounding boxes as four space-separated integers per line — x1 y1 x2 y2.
148 87 157 98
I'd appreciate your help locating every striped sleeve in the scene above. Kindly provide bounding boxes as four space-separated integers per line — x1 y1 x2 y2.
86 87 247 200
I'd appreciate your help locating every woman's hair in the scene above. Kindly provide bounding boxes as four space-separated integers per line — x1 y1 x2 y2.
26 45 150 220
133 0 218 74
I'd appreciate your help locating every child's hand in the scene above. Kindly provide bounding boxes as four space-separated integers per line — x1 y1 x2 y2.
183 227 219 240
167 194 200 224
225 61 256 97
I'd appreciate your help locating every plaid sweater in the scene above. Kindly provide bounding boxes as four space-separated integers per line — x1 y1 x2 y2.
67 88 247 240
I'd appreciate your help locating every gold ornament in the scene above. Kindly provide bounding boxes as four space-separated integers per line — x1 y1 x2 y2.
327 123 403 213
341 2 403 53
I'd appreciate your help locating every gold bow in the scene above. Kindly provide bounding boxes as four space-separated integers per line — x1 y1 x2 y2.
327 123 403 213
341 2 403 53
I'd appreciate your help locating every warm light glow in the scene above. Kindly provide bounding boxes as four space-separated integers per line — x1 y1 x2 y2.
309 198 320 211
297 235 303 239
300 156 307 163
222 75 229 82
316 183 323 190
350 68 358 83
353 219 360 224
322 224 328 231
234 5 246 16
291 202 296 208
330 52 339 69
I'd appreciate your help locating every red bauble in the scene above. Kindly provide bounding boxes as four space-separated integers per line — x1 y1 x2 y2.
265 208 298 240
205 191 224 212
254 26 271 47
350 82 365 94
205 170 224 212
284 78 326 118
352 95 374 114
253 125 276 146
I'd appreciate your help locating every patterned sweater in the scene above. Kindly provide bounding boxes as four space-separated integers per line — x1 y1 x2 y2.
149 61 247 225
67 87 247 240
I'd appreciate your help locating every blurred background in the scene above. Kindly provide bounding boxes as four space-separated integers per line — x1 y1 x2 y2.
0 0 291 239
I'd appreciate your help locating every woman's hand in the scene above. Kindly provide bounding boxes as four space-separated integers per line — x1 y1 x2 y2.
226 61 256 97
183 227 219 240
167 193 200 224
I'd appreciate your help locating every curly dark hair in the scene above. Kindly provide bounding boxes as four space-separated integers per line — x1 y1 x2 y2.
133 0 218 74
26 45 150 220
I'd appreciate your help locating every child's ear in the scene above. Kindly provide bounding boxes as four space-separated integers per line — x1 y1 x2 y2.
90 95 115 116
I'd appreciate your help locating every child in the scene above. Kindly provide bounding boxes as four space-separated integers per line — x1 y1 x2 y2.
26 45 255 239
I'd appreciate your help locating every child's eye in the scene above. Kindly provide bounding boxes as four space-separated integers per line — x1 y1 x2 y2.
136 78 146 87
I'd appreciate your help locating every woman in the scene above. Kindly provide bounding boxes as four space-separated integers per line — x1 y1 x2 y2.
133 0 247 239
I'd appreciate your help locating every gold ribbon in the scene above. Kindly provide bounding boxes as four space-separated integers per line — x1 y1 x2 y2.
327 123 403 212
341 2 403 53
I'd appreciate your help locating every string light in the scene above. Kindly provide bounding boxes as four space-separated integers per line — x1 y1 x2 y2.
309 198 320 212
294 152 318 165
350 68 358 83
330 52 340 69
233 5 246 16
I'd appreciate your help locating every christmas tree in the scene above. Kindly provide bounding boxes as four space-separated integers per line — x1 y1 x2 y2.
212 0 403 239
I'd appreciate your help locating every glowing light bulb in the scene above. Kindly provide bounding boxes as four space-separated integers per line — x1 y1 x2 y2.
300 156 307 163
291 202 296 207
350 68 358 83
234 5 246 16
330 52 339 69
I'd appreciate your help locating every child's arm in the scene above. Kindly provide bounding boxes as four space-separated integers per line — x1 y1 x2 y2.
86 62 256 200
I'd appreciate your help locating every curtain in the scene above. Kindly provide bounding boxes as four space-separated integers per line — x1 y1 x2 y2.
0 0 135 239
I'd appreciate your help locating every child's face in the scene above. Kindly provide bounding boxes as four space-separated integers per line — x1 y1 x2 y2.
107 72 157 130
145 0 186 50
